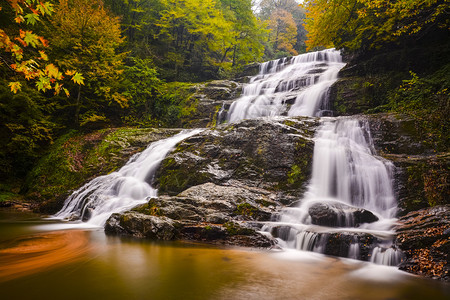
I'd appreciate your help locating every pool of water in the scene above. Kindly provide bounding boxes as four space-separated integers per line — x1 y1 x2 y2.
0 209 448 300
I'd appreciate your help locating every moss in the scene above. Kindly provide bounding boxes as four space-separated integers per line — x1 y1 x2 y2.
235 203 257 217
207 105 222 128
255 199 273 207
287 165 305 185
132 200 163 216
403 157 449 211
224 221 254 236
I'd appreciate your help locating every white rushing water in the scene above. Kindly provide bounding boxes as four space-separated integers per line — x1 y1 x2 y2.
264 118 403 265
54 129 203 227
226 48 345 123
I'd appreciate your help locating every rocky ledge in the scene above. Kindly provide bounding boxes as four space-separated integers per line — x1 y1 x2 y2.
395 205 450 281
105 183 276 247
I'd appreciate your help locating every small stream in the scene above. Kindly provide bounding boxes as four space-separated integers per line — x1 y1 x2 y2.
1 209 449 300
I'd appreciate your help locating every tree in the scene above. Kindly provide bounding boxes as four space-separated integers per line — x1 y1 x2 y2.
49 0 126 127
302 0 449 51
154 0 236 80
268 9 298 55
0 0 83 94
217 0 266 67
259 0 306 57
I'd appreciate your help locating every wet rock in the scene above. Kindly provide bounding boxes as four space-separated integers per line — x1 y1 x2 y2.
395 205 450 281
308 202 379 227
268 225 379 261
105 212 177 240
105 182 278 247
155 116 318 200
182 80 242 128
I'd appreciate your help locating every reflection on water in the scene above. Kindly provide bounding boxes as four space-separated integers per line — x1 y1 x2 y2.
0 230 89 282
0 210 448 300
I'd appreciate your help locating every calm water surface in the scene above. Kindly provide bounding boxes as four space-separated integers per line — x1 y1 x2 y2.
0 209 448 300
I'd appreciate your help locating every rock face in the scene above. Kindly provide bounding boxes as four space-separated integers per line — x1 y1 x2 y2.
105 116 319 247
182 80 242 128
105 212 177 240
395 205 450 281
363 113 449 215
308 202 379 227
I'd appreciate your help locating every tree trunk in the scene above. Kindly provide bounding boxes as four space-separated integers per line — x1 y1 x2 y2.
74 85 82 128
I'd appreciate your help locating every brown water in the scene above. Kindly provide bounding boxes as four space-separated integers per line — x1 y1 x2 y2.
0 209 448 300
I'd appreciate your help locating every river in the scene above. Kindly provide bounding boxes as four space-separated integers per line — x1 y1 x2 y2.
0 209 448 300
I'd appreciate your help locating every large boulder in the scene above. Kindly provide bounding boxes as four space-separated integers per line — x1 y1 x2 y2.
395 205 450 281
154 116 318 201
268 225 380 261
308 202 379 227
105 183 277 247
105 212 177 240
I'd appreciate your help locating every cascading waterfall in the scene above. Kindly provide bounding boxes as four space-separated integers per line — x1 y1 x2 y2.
55 129 203 227
264 119 403 266
226 48 346 123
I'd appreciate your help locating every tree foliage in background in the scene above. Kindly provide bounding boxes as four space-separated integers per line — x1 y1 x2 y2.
302 0 449 51
258 0 307 59
49 0 126 127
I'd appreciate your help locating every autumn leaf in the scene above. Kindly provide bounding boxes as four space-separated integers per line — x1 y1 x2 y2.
36 76 51 91
24 31 39 47
72 72 85 85
38 50 48 60
9 81 22 93
38 36 49 47
45 63 62 79
14 16 25 23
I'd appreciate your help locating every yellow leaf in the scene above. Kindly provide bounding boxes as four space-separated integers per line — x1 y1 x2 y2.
72 72 85 85
9 81 22 93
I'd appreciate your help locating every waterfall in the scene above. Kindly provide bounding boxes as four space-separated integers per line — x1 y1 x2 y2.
264 118 403 266
54 129 203 227
226 48 345 123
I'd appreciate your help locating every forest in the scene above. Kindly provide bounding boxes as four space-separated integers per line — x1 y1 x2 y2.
0 0 448 208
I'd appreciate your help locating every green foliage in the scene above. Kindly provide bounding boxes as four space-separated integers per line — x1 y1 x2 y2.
387 68 449 151
0 81 54 179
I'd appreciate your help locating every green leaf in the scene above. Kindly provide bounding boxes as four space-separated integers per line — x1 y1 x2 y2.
24 13 40 25
36 76 51 92
24 31 39 47
72 72 85 85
